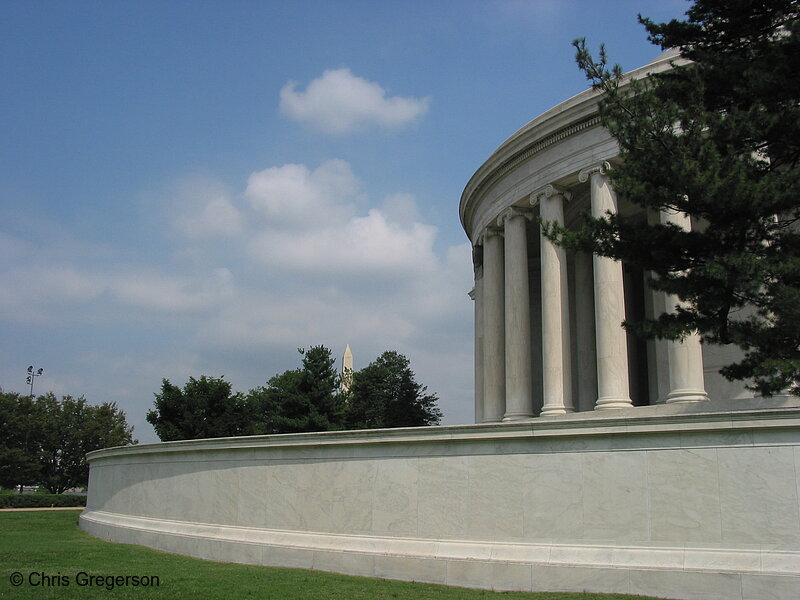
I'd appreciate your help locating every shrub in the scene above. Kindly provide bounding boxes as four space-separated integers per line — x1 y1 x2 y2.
0 492 86 508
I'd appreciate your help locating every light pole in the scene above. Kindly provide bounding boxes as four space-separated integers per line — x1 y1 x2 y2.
26 365 43 397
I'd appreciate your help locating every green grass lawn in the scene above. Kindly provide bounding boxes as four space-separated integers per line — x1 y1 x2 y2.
0 511 663 600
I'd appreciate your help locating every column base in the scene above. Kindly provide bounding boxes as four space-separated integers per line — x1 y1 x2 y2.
666 389 709 403
539 406 575 417
502 413 534 422
594 396 634 410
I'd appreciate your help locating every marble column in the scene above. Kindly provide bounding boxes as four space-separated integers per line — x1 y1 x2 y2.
482 227 505 422
660 209 709 403
579 163 633 410
536 185 574 416
501 207 533 421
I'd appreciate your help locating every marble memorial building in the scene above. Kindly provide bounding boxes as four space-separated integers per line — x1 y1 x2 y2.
80 51 800 600
463 49 749 424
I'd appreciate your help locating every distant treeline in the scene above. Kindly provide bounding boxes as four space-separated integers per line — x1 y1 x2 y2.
146 346 442 441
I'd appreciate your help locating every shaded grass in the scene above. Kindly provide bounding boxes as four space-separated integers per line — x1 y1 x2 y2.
0 511 664 600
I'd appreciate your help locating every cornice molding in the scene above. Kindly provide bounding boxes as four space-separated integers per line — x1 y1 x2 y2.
467 116 601 222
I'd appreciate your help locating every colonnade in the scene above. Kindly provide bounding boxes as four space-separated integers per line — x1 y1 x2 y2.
472 163 708 422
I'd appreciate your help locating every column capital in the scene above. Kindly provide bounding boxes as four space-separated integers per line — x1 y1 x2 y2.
497 206 532 227
532 184 572 205
478 226 503 245
578 161 612 183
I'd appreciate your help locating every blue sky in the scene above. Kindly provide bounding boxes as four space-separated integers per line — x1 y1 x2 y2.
1 0 688 443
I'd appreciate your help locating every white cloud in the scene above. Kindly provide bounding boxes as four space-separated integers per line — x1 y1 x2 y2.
245 159 358 228
200 290 420 351
249 208 438 277
0 256 235 322
242 159 442 278
0 265 104 322
280 68 430 134
380 192 423 227
175 196 243 238
158 174 242 239
109 267 235 313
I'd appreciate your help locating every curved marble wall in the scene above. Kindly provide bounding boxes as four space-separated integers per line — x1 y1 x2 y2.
81 398 800 600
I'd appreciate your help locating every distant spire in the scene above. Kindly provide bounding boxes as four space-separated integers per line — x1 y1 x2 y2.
341 344 353 392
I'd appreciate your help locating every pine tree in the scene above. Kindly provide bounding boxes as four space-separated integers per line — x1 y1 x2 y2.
147 376 257 441
546 0 800 395
298 345 344 429
248 346 343 433
346 351 442 429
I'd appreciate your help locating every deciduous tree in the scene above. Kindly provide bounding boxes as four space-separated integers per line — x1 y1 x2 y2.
0 390 135 493
0 391 42 491
38 394 135 493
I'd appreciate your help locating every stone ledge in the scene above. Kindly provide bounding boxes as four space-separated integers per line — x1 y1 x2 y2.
87 397 800 462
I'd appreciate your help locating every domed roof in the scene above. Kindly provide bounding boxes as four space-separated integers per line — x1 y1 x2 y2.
459 47 689 237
